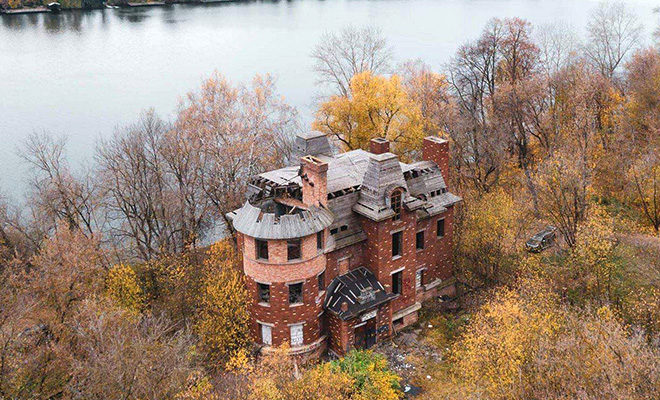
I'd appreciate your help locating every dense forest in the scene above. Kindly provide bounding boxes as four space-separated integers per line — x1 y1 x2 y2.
2 2 660 399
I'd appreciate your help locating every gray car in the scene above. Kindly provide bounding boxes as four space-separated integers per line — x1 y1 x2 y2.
525 226 557 253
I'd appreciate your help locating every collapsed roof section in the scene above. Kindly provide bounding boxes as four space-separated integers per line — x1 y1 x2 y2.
229 132 461 242
324 267 397 321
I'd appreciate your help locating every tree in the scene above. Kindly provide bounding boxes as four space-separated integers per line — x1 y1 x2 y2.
313 71 425 161
65 299 197 400
447 18 507 193
20 132 99 238
536 151 590 248
627 153 660 233
585 1 642 79
175 72 298 236
400 59 455 137
312 26 393 96
570 205 618 304
457 188 525 284
451 278 562 400
105 263 145 313
195 239 250 369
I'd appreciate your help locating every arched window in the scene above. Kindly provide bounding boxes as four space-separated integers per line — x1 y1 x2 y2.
390 189 402 221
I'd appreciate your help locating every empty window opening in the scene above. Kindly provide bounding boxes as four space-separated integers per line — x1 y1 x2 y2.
416 230 425 250
392 231 402 258
258 283 270 303
437 218 445 238
391 190 403 221
256 239 269 260
318 271 325 293
392 270 403 295
317 231 324 251
287 239 301 261
289 282 303 305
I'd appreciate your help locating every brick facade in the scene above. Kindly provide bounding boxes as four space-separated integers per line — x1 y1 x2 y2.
230 135 460 358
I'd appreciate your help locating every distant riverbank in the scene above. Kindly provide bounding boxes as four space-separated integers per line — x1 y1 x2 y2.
0 0 240 14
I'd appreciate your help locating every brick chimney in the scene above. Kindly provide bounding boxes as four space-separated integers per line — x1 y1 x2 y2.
300 155 328 207
423 136 450 186
341 302 349 312
369 138 390 155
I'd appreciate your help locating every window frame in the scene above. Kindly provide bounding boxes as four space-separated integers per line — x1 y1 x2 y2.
317 231 324 252
318 271 325 293
416 230 425 250
257 282 270 304
392 231 403 258
415 269 424 289
290 323 304 347
255 239 269 261
288 282 303 305
261 323 272 345
437 218 445 238
390 189 403 221
287 238 302 261
392 270 403 295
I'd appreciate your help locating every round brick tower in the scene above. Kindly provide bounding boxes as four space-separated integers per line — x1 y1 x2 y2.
231 155 332 356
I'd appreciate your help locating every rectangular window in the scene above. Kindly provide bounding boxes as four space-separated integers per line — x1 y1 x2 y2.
318 271 325 293
255 239 268 260
392 231 402 258
317 231 324 252
416 230 425 250
287 239 301 261
416 269 424 289
330 228 338 235
392 271 403 295
261 324 272 345
258 282 270 303
290 323 304 346
437 218 445 238
289 282 303 305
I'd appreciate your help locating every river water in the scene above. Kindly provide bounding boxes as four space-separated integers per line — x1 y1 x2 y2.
0 0 658 193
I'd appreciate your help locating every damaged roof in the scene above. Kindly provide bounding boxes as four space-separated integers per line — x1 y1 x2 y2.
324 267 397 320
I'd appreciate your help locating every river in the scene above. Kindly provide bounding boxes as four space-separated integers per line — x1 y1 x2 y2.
0 0 658 194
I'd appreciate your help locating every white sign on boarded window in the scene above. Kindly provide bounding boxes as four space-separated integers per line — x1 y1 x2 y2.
290 324 304 346
261 324 272 346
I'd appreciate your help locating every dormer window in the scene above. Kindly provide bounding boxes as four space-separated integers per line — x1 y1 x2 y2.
391 190 403 221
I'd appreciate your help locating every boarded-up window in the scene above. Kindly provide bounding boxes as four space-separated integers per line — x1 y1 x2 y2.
261 324 272 345
416 269 424 289
290 324 303 346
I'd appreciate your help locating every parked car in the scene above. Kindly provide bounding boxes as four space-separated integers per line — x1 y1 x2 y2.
525 226 557 253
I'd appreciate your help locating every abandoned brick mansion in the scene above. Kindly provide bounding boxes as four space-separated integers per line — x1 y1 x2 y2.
227 132 461 358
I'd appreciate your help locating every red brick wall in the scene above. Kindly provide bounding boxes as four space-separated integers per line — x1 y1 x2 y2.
360 208 419 315
242 232 327 348
423 137 450 187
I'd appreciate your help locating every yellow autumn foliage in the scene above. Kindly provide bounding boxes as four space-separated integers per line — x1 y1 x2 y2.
106 263 145 312
195 239 251 369
451 278 561 400
313 71 426 161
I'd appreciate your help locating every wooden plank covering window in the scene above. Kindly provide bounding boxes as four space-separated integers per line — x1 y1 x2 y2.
290 324 303 346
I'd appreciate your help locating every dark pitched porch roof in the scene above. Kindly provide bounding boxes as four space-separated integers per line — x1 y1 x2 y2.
324 267 397 321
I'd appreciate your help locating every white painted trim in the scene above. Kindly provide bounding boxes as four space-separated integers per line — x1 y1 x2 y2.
390 267 405 275
257 320 275 327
